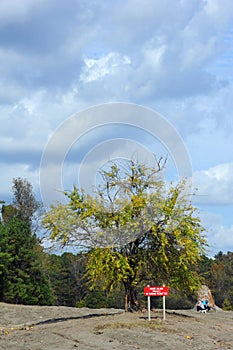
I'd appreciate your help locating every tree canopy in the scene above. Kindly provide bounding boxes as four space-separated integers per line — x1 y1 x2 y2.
0 178 54 305
12 177 40 225
43 159 207 310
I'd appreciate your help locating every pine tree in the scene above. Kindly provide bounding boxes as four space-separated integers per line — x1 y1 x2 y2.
0 223 12 300
0 178 55 305
3 218 54 305
47 253 88 306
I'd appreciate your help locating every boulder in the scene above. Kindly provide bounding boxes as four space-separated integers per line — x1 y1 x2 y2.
197 285 215 308
195 284 223 311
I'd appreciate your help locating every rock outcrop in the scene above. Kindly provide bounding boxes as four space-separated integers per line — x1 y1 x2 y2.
197 285 215 308
195 284 222 311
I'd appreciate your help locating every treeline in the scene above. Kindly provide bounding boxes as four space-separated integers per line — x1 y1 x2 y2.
0 178 232 309
198 251 233 310
44 250 233 310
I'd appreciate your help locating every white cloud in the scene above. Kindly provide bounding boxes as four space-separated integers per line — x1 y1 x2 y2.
0 0 233 254
80 52 131 83
200 210 233 256
0 0 232 101
193 163 233 204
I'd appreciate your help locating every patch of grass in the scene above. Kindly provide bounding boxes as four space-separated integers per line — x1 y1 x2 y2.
94 319 164 333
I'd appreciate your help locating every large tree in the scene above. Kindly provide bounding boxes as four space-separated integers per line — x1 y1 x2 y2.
0 222 12 300
1 218 54 305
12 177 40 225
0 178 54 305
43 159 207 310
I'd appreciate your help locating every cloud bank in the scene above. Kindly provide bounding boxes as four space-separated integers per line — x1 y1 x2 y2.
0 0 233 255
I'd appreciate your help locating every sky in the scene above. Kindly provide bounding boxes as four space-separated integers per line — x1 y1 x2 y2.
0 0 233 256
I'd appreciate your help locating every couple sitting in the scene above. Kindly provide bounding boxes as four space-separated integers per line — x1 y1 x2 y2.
197 300 211 312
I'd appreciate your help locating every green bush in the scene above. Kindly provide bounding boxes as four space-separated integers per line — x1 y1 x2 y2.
84 290 107 308
76 300 86 308
222 298 232 311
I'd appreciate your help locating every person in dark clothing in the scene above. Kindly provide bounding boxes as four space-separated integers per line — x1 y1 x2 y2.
197 300 211 312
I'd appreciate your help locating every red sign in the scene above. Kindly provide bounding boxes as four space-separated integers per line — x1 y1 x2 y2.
144 285 169 296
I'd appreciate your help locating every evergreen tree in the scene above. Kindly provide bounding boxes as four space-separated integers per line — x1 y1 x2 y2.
0 223 12 300
2 218 54 305
0 178 54 305
47 253 88 306
1 205 18 225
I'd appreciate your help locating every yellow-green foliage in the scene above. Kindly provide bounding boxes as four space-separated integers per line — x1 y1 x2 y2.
43 159 207 304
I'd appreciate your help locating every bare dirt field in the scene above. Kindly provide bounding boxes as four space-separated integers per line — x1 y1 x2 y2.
0 302 232 350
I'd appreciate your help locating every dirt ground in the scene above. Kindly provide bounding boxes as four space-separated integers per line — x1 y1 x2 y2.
0 302 232 350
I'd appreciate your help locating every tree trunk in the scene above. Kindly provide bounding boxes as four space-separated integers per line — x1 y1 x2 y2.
125 291 129 312
124 283 140 311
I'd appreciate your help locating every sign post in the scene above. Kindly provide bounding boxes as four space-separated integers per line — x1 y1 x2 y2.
147 294 151 321
144 285 169 321
163 294 166 321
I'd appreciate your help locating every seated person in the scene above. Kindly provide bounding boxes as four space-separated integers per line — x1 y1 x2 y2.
197 300 205 312
197 300 211 312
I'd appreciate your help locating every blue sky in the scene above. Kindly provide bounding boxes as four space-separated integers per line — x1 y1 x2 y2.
0 0 233 256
